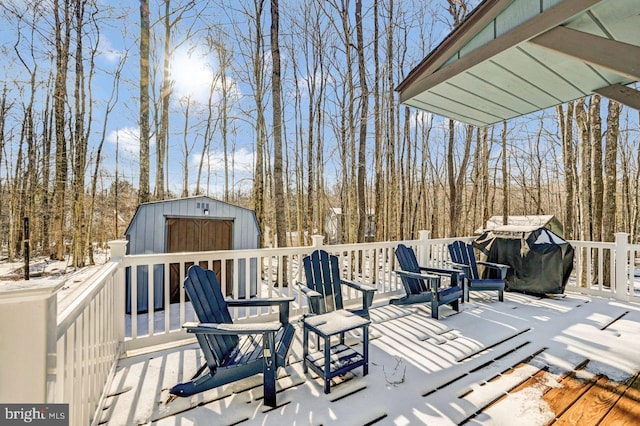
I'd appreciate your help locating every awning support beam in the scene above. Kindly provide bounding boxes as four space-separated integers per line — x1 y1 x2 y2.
594 84 640 110
529 26 640 82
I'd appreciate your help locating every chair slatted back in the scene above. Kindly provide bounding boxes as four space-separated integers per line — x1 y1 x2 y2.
302 250 345 314
448 241 480 279
184 265 238 364
395 244 430 294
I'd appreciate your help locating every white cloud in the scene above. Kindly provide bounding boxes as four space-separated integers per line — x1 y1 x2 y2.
191 147 254 173
410 110 434 129
97 37 124 63
170 44 241 106
106 126 155 157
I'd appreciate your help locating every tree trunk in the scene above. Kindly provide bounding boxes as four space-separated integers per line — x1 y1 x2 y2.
602 99 621 287
181 98 191 197
271 0 286 252
603 100 621 241
52 0 70 261
139 0 151 204
373 1 384 241
250 0 266 247
575 98 592 241
355 0 368 243
386 0 397 240
501 121 508 225
71 0 89 268
590 95 603 242
155 0 171 200
558 102 575 238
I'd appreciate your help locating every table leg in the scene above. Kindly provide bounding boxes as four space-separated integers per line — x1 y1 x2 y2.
324 336 331 393
303 324 309 374
363 324 369 376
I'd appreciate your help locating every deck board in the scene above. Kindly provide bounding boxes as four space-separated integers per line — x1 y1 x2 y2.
553 375 621 425
597 372 640 425
103 292 640 425
543 371 596 421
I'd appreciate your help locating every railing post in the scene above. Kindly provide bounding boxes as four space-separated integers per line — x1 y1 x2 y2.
614 232 629 301
0 280 64 403
109 239 128 259
109 240 128 343
417 230 431 266
311 234 325 248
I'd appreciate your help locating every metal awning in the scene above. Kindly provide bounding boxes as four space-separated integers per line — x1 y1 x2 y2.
396 0 640 127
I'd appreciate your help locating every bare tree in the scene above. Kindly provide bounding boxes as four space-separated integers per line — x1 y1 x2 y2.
575 98 592 241
88 51 127 264
501 122 508 224
70 0 93 268
590 95 603 243
445 0 472 237
271 0 286 250
179 96 196 197
139 0 151 204
557 102 575 238
52 0 71 260
355 0 368 243
603 99 621 242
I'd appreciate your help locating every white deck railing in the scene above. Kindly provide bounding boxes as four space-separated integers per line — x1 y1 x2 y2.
7 231 635 425
51 259 125 426
120 236 409 350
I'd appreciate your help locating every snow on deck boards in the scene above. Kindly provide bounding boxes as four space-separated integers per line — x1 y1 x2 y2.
101 292 640 425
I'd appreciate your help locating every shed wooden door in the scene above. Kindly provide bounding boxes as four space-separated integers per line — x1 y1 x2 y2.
166 218 233 252
167 218 234 301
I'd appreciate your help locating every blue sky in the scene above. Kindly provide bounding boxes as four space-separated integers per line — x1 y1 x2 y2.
5 0 611 200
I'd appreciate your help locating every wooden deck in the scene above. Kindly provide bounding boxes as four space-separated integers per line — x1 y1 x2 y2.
102 292 640 425
469 360 640 425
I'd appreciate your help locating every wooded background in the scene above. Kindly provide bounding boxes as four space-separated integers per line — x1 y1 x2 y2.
0 0 638 268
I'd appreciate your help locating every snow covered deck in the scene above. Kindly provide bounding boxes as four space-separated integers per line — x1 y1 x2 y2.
101 291 640 425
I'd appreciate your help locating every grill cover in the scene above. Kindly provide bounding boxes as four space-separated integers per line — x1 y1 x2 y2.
473 225 574 295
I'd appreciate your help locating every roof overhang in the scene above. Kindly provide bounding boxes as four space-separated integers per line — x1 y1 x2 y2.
396 0 640 127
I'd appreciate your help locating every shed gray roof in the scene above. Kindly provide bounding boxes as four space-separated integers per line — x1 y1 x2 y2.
396 0 640 126
125 196 260 237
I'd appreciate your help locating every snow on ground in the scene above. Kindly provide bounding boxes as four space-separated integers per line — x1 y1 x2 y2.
0 252 111 313
102 291 640 425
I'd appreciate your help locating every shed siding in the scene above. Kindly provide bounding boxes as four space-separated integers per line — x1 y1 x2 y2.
125 196 261 312
126 196 260 255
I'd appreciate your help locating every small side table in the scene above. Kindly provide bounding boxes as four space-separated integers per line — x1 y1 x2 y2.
302 309 371 393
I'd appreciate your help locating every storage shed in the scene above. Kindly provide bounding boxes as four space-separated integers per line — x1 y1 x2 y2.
325 207 375 244
125 196 261 313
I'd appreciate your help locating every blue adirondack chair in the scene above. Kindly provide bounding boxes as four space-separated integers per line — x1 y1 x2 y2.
299 249 377 319
448 240 509 302
392 244 463 319
170 265 295 407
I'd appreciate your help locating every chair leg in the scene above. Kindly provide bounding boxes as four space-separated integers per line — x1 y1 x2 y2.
451 298 460 312
431 296 439 319
263 333 277 407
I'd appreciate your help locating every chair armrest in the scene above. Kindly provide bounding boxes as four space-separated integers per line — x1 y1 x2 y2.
394 270 441 292
227 297 294 324
183 321 281 335
446 262 472 278
341 279 377 293
477 261 510 270
419 266 464 286
297 283 323 315
296 283 322 298
446 261 466 269
477 261 509 279
226 297 294 307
